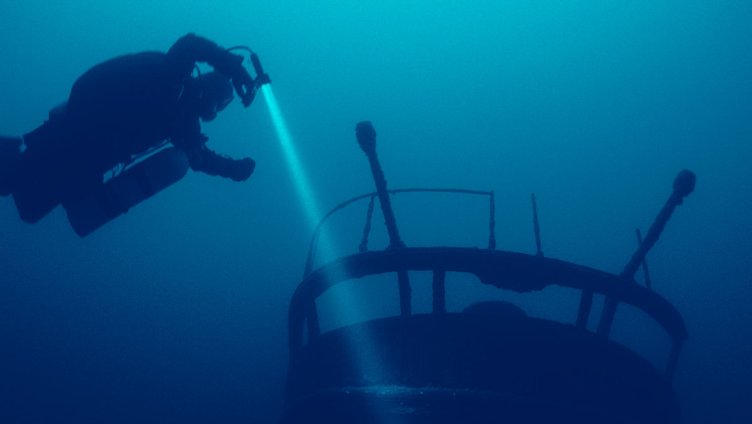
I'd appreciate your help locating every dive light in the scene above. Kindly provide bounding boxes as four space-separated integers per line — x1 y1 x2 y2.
251 52 271 87
243 52 270 106
227 45 271 106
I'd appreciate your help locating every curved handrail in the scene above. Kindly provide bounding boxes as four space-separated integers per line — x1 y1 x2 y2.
304 188 495 276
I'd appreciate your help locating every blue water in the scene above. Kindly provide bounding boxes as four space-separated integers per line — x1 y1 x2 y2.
1 2 751 423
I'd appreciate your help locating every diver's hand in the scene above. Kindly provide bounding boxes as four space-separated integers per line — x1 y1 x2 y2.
231 67 256 107
215 52 255 106
228 157 256 182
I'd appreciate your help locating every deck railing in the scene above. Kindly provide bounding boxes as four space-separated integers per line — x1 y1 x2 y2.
304 188 496 276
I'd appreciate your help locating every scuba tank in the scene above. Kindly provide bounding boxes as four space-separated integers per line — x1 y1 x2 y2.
64 147 189 237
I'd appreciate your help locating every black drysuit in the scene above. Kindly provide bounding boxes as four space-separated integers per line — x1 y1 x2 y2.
12 34 254 223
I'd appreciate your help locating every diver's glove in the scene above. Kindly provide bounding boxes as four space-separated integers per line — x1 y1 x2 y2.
186 145 255 182
214 52 255 107
226 157 256 182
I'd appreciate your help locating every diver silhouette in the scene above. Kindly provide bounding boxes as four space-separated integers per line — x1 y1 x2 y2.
0 34 269 236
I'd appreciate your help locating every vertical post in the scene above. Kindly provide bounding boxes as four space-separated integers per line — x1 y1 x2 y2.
488 191 497 250
597 170 696 337
398 270 412 316
432 270 446 314
576 291 594 329
532 193 543 257
358 195 376 252
303 233 319 277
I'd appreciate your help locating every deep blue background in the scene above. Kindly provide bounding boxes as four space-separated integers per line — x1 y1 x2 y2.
1 2 750 423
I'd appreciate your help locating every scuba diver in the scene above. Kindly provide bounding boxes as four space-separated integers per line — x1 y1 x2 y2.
0 33 270 236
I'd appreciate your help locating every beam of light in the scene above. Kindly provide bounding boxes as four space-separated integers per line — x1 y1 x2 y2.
260 86 388 386
261 85 323 234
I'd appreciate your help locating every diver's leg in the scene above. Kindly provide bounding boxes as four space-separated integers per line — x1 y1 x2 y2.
9 121 73 222
11 144 68 223
10 132 97 224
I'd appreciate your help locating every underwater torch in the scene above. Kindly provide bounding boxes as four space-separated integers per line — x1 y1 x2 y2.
227 46 271 106
251 52 271 87
242 51 271 107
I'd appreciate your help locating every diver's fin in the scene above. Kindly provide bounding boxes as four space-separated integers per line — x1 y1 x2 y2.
0 136 22 196
64 147 190 237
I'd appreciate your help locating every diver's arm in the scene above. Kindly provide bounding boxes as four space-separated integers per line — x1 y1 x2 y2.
186 144 255 182
171 114 253 181
170 110 205 150
167 34 254 103
167 34 237 74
